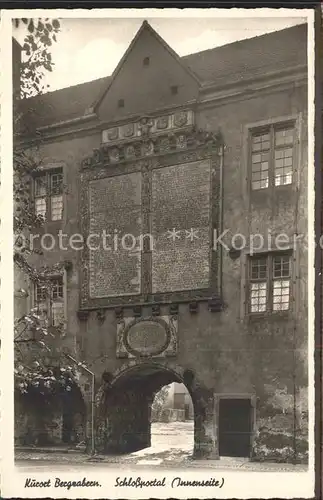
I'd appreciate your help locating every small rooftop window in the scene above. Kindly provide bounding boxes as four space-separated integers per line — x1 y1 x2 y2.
171 85 178 95
118 98 125 108
143 57 150 66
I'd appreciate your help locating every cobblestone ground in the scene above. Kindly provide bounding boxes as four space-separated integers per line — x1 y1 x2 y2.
15 421 307 472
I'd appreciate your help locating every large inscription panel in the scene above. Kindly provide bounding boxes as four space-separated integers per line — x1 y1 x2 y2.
151 160 212 293
89 172 142 298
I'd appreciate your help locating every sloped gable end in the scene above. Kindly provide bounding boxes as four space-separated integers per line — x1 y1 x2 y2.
96 21 200 122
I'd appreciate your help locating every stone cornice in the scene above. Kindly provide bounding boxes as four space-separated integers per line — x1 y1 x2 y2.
18 65 307 147
81 124 223 170
77 296 224 312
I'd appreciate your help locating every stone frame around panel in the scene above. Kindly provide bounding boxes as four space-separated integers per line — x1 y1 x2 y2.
79 129 223 310
116 314 178 359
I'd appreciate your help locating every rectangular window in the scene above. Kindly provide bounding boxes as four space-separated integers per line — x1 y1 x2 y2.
250 123 295 190
34 170 63 221
248 254 291 314
35 277 64 327
34 176 47 218
50 172 63 220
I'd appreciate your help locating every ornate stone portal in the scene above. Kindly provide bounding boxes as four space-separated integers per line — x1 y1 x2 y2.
79 108 223 311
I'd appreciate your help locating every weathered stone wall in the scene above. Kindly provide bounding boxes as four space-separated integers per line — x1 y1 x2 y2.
15 395 63 446
15 391 87 447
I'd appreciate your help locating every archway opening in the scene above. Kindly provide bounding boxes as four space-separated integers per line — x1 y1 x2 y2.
150 382 194 458
100 364 196 461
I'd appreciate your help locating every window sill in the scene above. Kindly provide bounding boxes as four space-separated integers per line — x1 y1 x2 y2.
32 219 63 234
250 184 293 194
245 310 290 323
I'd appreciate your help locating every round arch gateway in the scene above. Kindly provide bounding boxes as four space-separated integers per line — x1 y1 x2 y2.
95 362 217 458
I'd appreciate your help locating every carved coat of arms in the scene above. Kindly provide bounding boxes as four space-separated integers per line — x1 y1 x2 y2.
122 123 134 138
107 127 119 141
124 144 136 159
156 116 169 130
174 111 188 128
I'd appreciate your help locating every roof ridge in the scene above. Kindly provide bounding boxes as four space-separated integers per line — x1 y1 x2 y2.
182 22 306 60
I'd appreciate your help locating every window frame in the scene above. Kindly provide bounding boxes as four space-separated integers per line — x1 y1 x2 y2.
249 120 296 192
34 276 65 328
247 252 292 316
33 168 64 222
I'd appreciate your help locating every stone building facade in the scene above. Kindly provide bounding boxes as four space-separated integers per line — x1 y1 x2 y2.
15 21 309 461
162 382 194 421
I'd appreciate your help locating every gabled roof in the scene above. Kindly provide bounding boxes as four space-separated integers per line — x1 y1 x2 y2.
20 23 307 130
92 20 201 112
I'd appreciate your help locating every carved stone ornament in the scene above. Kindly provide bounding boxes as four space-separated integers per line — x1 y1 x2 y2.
176 134 187 149
116 315 178 358
124 144 136 159
107 127 119 141
109 147 120 163
138 116 154 137
142 140 154 156
174 110 188 128
81 106 222 171
156 116 169 130
123 122 134 138
158 136 170 153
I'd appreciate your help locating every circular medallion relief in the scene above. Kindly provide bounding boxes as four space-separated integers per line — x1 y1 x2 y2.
124 319 169 357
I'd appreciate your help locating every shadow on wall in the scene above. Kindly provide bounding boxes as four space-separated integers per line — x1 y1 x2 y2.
14 386 86 447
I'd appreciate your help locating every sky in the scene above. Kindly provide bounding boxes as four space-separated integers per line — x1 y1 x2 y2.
13 16 306 93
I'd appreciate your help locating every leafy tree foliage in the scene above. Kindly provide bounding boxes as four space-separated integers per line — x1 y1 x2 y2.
14 18 60 98
13 18 79 399
151 385 170 421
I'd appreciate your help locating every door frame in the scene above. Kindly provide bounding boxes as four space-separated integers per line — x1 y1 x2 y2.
214 393 256 459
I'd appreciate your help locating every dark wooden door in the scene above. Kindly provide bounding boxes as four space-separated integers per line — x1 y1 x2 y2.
218 398 252 457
